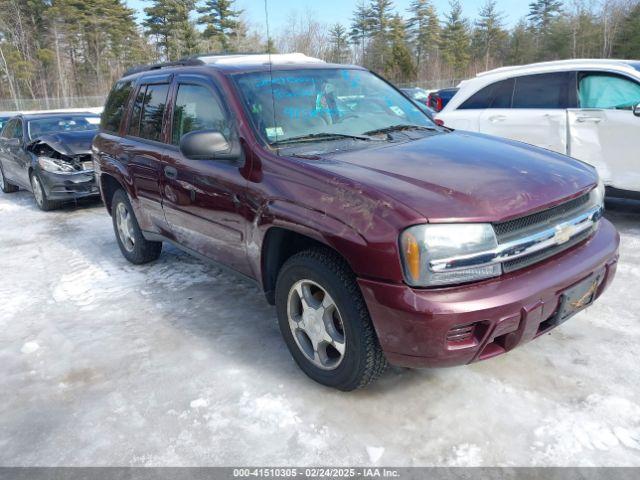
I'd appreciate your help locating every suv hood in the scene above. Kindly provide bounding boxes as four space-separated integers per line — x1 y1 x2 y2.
314 131 597 223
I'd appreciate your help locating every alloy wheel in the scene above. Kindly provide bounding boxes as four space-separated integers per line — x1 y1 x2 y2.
115 202 136 252
287 279 346 370
31 175 44 207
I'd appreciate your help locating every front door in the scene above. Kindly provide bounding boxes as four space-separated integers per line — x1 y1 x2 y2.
568 71 640 192
161 76 251 276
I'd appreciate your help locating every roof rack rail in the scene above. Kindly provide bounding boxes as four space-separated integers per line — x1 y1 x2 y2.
123 58 205 77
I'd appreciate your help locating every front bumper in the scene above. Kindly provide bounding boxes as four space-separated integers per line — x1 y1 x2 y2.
38 169 99 200
358 219 620 368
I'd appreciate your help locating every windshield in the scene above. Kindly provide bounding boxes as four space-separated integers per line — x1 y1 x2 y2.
235 68 436 145
28 115 99 140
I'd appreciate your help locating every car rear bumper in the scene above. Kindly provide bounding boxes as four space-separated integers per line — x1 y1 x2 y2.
38 169 100 200
358 219 620 368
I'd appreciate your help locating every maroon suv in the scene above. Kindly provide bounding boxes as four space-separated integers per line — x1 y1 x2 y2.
93 54 619 390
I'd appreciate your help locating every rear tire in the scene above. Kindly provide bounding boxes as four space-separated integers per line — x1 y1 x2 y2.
30 172 60 211
111 189 162 264
275 248 387 391
0 163 18 193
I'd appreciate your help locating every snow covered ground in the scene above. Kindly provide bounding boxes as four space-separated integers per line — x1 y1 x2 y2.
0 190 639 467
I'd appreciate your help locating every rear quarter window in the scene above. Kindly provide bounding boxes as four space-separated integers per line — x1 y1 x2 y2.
101 80 135 134
459 78 514 109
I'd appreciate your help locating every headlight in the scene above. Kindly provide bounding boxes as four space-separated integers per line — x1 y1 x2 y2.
400 224 501 287
38 157 76 173
590 177 605 210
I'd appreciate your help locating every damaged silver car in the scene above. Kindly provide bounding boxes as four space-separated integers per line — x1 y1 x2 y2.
0 113 100 210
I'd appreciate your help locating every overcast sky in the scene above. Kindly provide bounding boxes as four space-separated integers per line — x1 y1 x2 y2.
126 0 532 34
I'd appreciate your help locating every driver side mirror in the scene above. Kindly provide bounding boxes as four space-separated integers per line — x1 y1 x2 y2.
634 104 640 117
6 138 21 148
179 130 240 161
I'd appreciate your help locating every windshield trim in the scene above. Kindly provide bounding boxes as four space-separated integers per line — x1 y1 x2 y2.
230 67 437 150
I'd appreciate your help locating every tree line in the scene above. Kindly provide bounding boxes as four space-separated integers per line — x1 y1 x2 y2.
1 0 639 107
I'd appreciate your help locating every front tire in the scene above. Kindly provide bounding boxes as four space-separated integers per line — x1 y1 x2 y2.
30 172 60 211
111 189 162 264
0 163 18 193
275 248 387 391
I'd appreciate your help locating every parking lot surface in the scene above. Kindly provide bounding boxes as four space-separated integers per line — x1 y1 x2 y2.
1 191 639 467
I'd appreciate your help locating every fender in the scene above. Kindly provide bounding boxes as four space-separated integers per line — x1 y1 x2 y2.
249 198 407 287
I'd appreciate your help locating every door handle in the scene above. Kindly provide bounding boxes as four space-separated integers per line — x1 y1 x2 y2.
164 166 178 179
576 116 602 123
489 115 507 123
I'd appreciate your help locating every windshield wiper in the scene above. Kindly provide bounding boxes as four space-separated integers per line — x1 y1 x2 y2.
271 132 374 146
364 124 439 136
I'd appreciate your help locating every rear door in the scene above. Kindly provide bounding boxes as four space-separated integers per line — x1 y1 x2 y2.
479 72 574 154
120 76 173 236
568 71 640 192
161 75 251 275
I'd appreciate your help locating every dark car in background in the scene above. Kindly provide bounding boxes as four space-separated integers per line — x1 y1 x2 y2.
428 87 459 112
0 113 100 210
93 54 618 391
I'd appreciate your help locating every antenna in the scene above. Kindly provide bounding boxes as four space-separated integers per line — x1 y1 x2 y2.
264 0 278 144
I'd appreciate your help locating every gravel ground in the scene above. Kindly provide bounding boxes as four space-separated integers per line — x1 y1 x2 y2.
0 190 639 467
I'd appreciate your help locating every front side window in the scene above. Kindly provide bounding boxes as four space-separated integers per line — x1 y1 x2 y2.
171 84 227 146
579 73 640 110
102 80 134 133
28 116 97 140
234 68 434 145
512 72 572 109
138 84 169 142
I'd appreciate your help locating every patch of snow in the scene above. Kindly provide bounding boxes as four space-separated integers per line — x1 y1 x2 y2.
366 446 385 464
20 342 39 354
190 398 209 409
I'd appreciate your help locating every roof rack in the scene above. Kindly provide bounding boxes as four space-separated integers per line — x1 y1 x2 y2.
123 58 205 77
122 52 325 77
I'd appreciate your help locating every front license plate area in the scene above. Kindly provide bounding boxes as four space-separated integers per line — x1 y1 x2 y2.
557 270 604 323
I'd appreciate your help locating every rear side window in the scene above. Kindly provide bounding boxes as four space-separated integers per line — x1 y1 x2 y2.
512 73 572 109
579 72 640 109
459 78 514 109
137 84 169 142
102 80 134 133
171 84 227 146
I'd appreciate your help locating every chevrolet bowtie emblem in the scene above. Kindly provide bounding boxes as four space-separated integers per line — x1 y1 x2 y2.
554 223 576 244
570 280 599 309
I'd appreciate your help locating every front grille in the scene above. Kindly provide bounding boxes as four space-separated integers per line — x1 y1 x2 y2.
494 192 591 243
502 227 594 273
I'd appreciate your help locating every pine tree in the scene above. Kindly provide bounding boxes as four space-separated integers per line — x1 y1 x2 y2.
197 0 244 52
406 0 440 74
328 24 350 64
143 0 200 61
528 0 563 32
349 1 373 63
440 0 470 78
473 0 507 70
386 14 415 83
367 0 395 73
